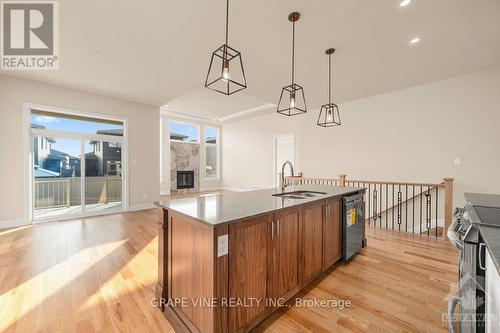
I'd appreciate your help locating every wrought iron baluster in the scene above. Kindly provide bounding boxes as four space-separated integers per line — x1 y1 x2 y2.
405 185 408 233
435 187 439 238
379 183 383 228
397 185 402 230
373 187 378 224
368 183 371 225
385 184 388 229
419 186 423 235
426 187 432 236
412 186 415 234
392 184 395 230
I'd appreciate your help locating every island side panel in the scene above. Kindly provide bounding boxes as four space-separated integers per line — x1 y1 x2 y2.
156 208 168 311
214 224 229 333
169 212 216 333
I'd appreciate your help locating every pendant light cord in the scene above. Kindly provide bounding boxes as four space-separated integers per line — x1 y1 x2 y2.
328 53 331 104
225 0 229 46
291 21 295 85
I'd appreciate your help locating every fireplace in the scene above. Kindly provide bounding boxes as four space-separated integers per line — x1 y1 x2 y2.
177 170 194 189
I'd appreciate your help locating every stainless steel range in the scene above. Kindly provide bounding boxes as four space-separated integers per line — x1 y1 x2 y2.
447 207 486 333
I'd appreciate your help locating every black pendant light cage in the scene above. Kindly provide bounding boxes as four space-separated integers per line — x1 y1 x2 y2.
317 48 341 127
205 0 247 95
277 12 307 116
277 84 307 116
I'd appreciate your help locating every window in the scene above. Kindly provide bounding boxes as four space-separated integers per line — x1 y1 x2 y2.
205 127 219 178
169 122 199 143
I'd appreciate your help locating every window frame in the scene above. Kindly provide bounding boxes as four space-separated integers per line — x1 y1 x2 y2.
204 126 220 180
23 102 129 224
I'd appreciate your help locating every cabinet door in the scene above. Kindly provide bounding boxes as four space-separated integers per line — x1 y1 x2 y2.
323 198 342 270
301 201 324 285
270 208 300 302
229 215 271 332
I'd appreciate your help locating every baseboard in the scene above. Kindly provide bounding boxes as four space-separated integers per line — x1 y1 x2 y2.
0 219 27 229
199 186 220 192
407 218 444 233
127 203 157 212
160 190 170 196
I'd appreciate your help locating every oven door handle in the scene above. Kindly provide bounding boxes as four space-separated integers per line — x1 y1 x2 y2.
448 294 460 333
478 243 486 271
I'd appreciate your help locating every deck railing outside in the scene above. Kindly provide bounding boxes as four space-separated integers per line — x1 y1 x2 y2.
283 173 454 239
34 176 122 209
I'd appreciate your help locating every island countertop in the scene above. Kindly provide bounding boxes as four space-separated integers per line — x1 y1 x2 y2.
155 185 364 225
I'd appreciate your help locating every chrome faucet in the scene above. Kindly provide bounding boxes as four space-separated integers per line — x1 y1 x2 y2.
280 161 294 192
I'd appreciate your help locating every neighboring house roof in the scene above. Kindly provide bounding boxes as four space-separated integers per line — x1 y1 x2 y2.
31 124 56 143
48 149 79 160
206 137 216 144
96 129 123 136
34 165 60 178
170 132 189 140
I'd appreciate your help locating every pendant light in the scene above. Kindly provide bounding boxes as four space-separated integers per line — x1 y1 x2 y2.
317 48 341 127
277 12 307 116
205 0 247 95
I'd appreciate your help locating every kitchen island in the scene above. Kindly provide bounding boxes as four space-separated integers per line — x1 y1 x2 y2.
155 185 365 333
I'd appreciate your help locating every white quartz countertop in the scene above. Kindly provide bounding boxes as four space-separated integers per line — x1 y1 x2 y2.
155 185 365 226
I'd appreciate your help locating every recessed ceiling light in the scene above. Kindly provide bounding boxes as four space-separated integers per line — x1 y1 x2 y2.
400 0 412 7
410 37 420 44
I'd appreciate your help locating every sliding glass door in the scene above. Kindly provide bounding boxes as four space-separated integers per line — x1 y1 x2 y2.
30 108 125 222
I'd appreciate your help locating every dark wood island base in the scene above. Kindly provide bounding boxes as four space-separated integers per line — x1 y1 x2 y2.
155 186 365 333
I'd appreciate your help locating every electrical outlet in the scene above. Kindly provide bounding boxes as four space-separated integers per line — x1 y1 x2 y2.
217 234 228 257
454 158 462 166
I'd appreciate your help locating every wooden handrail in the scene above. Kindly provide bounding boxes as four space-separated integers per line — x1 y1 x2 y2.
284 175 443 188
346 179 444 188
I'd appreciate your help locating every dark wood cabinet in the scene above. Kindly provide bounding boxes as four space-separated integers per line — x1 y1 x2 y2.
269 208 300 302
300 201 324 285
229 208 300 332
322 198 342 271
228 215 271 332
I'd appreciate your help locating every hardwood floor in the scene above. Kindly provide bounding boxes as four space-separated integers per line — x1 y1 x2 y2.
0 209 458 333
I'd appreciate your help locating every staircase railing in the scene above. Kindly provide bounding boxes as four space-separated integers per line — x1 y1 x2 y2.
283 174 454 240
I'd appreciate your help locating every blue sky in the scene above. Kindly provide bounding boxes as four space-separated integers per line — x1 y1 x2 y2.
32 115 122 134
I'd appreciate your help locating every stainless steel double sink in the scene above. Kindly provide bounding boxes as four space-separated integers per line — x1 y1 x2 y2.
272 190 327 200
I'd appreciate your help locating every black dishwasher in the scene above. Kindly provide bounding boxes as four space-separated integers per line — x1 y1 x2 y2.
343 193 365 261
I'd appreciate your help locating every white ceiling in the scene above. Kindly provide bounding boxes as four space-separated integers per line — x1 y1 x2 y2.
163 88 271 121
5 0 500 118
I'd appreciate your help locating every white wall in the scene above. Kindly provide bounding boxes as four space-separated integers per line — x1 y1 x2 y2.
0 75 160 227
222 114 301 190
222 68 500 207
